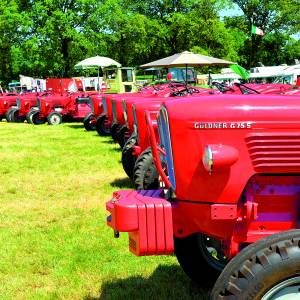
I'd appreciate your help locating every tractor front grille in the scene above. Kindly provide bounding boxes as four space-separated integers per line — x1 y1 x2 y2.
16 98 21 109
36 98 41 110
246 133 300 172
158 106 176 190
132 104 138 141
112 100 117 122
102 97 107 113
122 100 127 123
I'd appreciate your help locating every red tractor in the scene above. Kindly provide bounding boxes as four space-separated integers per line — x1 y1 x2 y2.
6 93 39 122
0 93 18 121
94 83 200 138
83 93 104 131
106 94 300 298
27 92 92 125
113 84 219 147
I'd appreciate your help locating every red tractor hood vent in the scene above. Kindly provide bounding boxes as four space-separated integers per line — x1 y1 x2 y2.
246 133 300 172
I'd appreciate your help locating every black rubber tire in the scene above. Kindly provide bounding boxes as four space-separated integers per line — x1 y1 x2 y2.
83 113 96 131
26 109 37 124
5 108 15 122
175 233 227 287
133 147 159 190
47 112 62 125
111 123 121 142
96 115 111 136
121 134 137 179
11 109 25 122
210 230 300 300
31 111 45 125
116 125 130 148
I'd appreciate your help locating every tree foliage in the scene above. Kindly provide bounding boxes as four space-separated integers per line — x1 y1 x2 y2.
0 0 299 84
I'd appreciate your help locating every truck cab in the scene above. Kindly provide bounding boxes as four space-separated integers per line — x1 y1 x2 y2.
104 67 137 93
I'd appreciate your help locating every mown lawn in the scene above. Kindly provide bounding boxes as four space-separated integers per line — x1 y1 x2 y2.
0 122 209 300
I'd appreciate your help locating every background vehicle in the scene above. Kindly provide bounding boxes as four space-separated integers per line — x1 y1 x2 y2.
104 67 137 94
28 93 92 125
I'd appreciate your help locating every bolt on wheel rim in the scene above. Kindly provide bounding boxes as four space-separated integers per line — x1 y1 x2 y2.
261 276 300 300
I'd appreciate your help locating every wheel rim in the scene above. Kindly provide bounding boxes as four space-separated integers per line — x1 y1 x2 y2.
198 235 228 271
49 114 60 125
262 276 300 300
88 117 96 130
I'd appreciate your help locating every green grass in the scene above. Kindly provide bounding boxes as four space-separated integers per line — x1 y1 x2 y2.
0 122 209 299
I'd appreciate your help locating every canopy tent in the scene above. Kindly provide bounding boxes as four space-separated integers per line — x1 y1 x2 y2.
75 56 121 92
140 51 234 84
140 51 234 68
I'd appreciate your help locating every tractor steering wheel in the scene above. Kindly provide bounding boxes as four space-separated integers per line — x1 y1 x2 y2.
234 83 260 94
211 81 235 93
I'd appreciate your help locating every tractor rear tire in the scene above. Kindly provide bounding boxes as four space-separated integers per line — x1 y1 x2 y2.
47 112 62 125
31 111 45 125
96 115 111 136
210 230 300 300
83 113 96 131
5 108 15 122
116 125 130 148
133 147 159 190
121 134 137 179
175 233 227 287
11 109 25 122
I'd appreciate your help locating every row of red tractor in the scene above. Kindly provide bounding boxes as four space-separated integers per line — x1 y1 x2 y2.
3 81 300 298
100 82 300 299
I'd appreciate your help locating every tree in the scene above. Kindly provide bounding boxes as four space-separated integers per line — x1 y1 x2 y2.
230 0 300 67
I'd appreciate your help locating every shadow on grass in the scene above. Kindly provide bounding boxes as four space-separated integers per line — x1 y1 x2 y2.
85 265 210 300
101 139 116 145
110 177 133 189
66 124 85 129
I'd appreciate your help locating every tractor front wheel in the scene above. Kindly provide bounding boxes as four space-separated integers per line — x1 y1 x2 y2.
5 108 15 122
31 111 45 125
121 134 137 179
26 109 37 124
175 233 227 287
47 112 62 125
116 125 130 148
11 109 25 122
133 147 159 190
96 115 111 136
211 230 300 300
83 113 96 131
111 123 121 142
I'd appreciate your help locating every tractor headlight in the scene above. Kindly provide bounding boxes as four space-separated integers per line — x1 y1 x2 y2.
202 146 213 174
202 144 239 174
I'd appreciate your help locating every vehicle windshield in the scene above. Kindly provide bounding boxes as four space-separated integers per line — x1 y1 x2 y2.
121 69 133 82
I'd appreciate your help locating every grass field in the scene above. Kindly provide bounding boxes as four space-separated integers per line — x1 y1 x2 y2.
0 122 209 300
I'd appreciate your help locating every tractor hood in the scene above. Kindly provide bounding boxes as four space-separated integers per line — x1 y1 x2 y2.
159 94 300 203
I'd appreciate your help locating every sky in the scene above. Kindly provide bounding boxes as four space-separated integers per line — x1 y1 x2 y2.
218 3 243 19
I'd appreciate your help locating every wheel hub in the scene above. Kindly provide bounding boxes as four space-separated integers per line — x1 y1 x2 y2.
262 276 300 300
